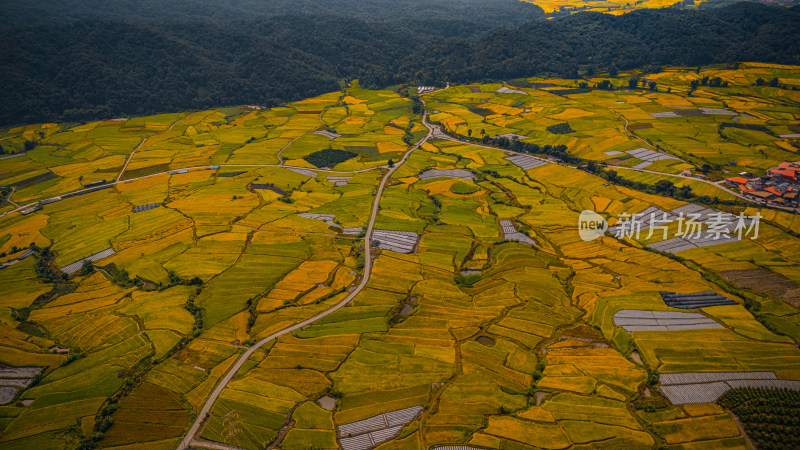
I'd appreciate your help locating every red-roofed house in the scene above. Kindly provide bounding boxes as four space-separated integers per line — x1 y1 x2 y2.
772 169 798 182
766 187 783 197
725 177 750 187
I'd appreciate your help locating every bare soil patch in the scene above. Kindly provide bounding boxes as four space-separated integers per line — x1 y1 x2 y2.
720 268 800 307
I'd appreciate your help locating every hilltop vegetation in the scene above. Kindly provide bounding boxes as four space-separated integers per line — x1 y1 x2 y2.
1 3 799 126
0 0 544 25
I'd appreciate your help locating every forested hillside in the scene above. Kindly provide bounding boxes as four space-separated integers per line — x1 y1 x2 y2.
0 2 798 126
0 0 544 25
402 3 800 84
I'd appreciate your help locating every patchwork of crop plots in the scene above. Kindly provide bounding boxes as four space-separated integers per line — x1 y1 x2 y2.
2 77 800 449
427 64 800 176
522 0 707 15
189 136 800 449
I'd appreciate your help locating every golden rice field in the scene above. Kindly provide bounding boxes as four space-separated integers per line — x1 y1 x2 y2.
1 71 799 449
522 0 707 14
427 64 800 177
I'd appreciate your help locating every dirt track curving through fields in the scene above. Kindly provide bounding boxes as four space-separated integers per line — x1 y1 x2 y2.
5 187 19 208
117 116 183 182
175 108 435 450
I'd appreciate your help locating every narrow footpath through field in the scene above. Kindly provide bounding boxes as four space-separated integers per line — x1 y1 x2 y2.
5 187 19 208
117 116 183 182
176 107 436 450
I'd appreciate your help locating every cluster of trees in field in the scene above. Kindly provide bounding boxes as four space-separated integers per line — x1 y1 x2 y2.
0 3 798 126
718 388 800 449
304 148 358 168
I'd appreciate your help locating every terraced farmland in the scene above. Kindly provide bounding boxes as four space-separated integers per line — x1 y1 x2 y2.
426 64 800 177
1 69 800 449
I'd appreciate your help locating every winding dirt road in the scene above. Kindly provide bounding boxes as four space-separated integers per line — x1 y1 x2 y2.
117 117 183 182
176 110 435 450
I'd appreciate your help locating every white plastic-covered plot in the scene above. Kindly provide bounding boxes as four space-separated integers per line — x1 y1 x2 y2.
338 406 423 450
339 414 388 438
434 447 484 450
626 147 680 162
298 212 338 228
372 230 420 254
339 433 374 450
657 371 800 405
313 130 341 139
497 133 528 140
660 381 731 404
650 111 680 118
660 371 777 385
497 86 526 95
60 248 116 275
327 175 352 186
418 169 475 180
700 107 737 115
287 167 316 177
498 220 536 245
607 205 677 236
613 309 723 332
499 220 516 235
133 203 160 213
505 154 547 170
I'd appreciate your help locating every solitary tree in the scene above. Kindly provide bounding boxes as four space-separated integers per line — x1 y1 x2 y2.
79 259 95 276
388 159 394 168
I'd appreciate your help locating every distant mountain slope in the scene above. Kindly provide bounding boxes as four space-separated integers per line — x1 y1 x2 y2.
0 0 544 27
400 3 800 84
0 3 798 127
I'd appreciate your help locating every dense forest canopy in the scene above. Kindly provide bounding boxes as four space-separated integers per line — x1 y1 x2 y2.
0 2 798 126
0 0 545 27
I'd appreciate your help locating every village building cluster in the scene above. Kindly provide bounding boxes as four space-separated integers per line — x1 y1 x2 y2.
726 161 800 208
